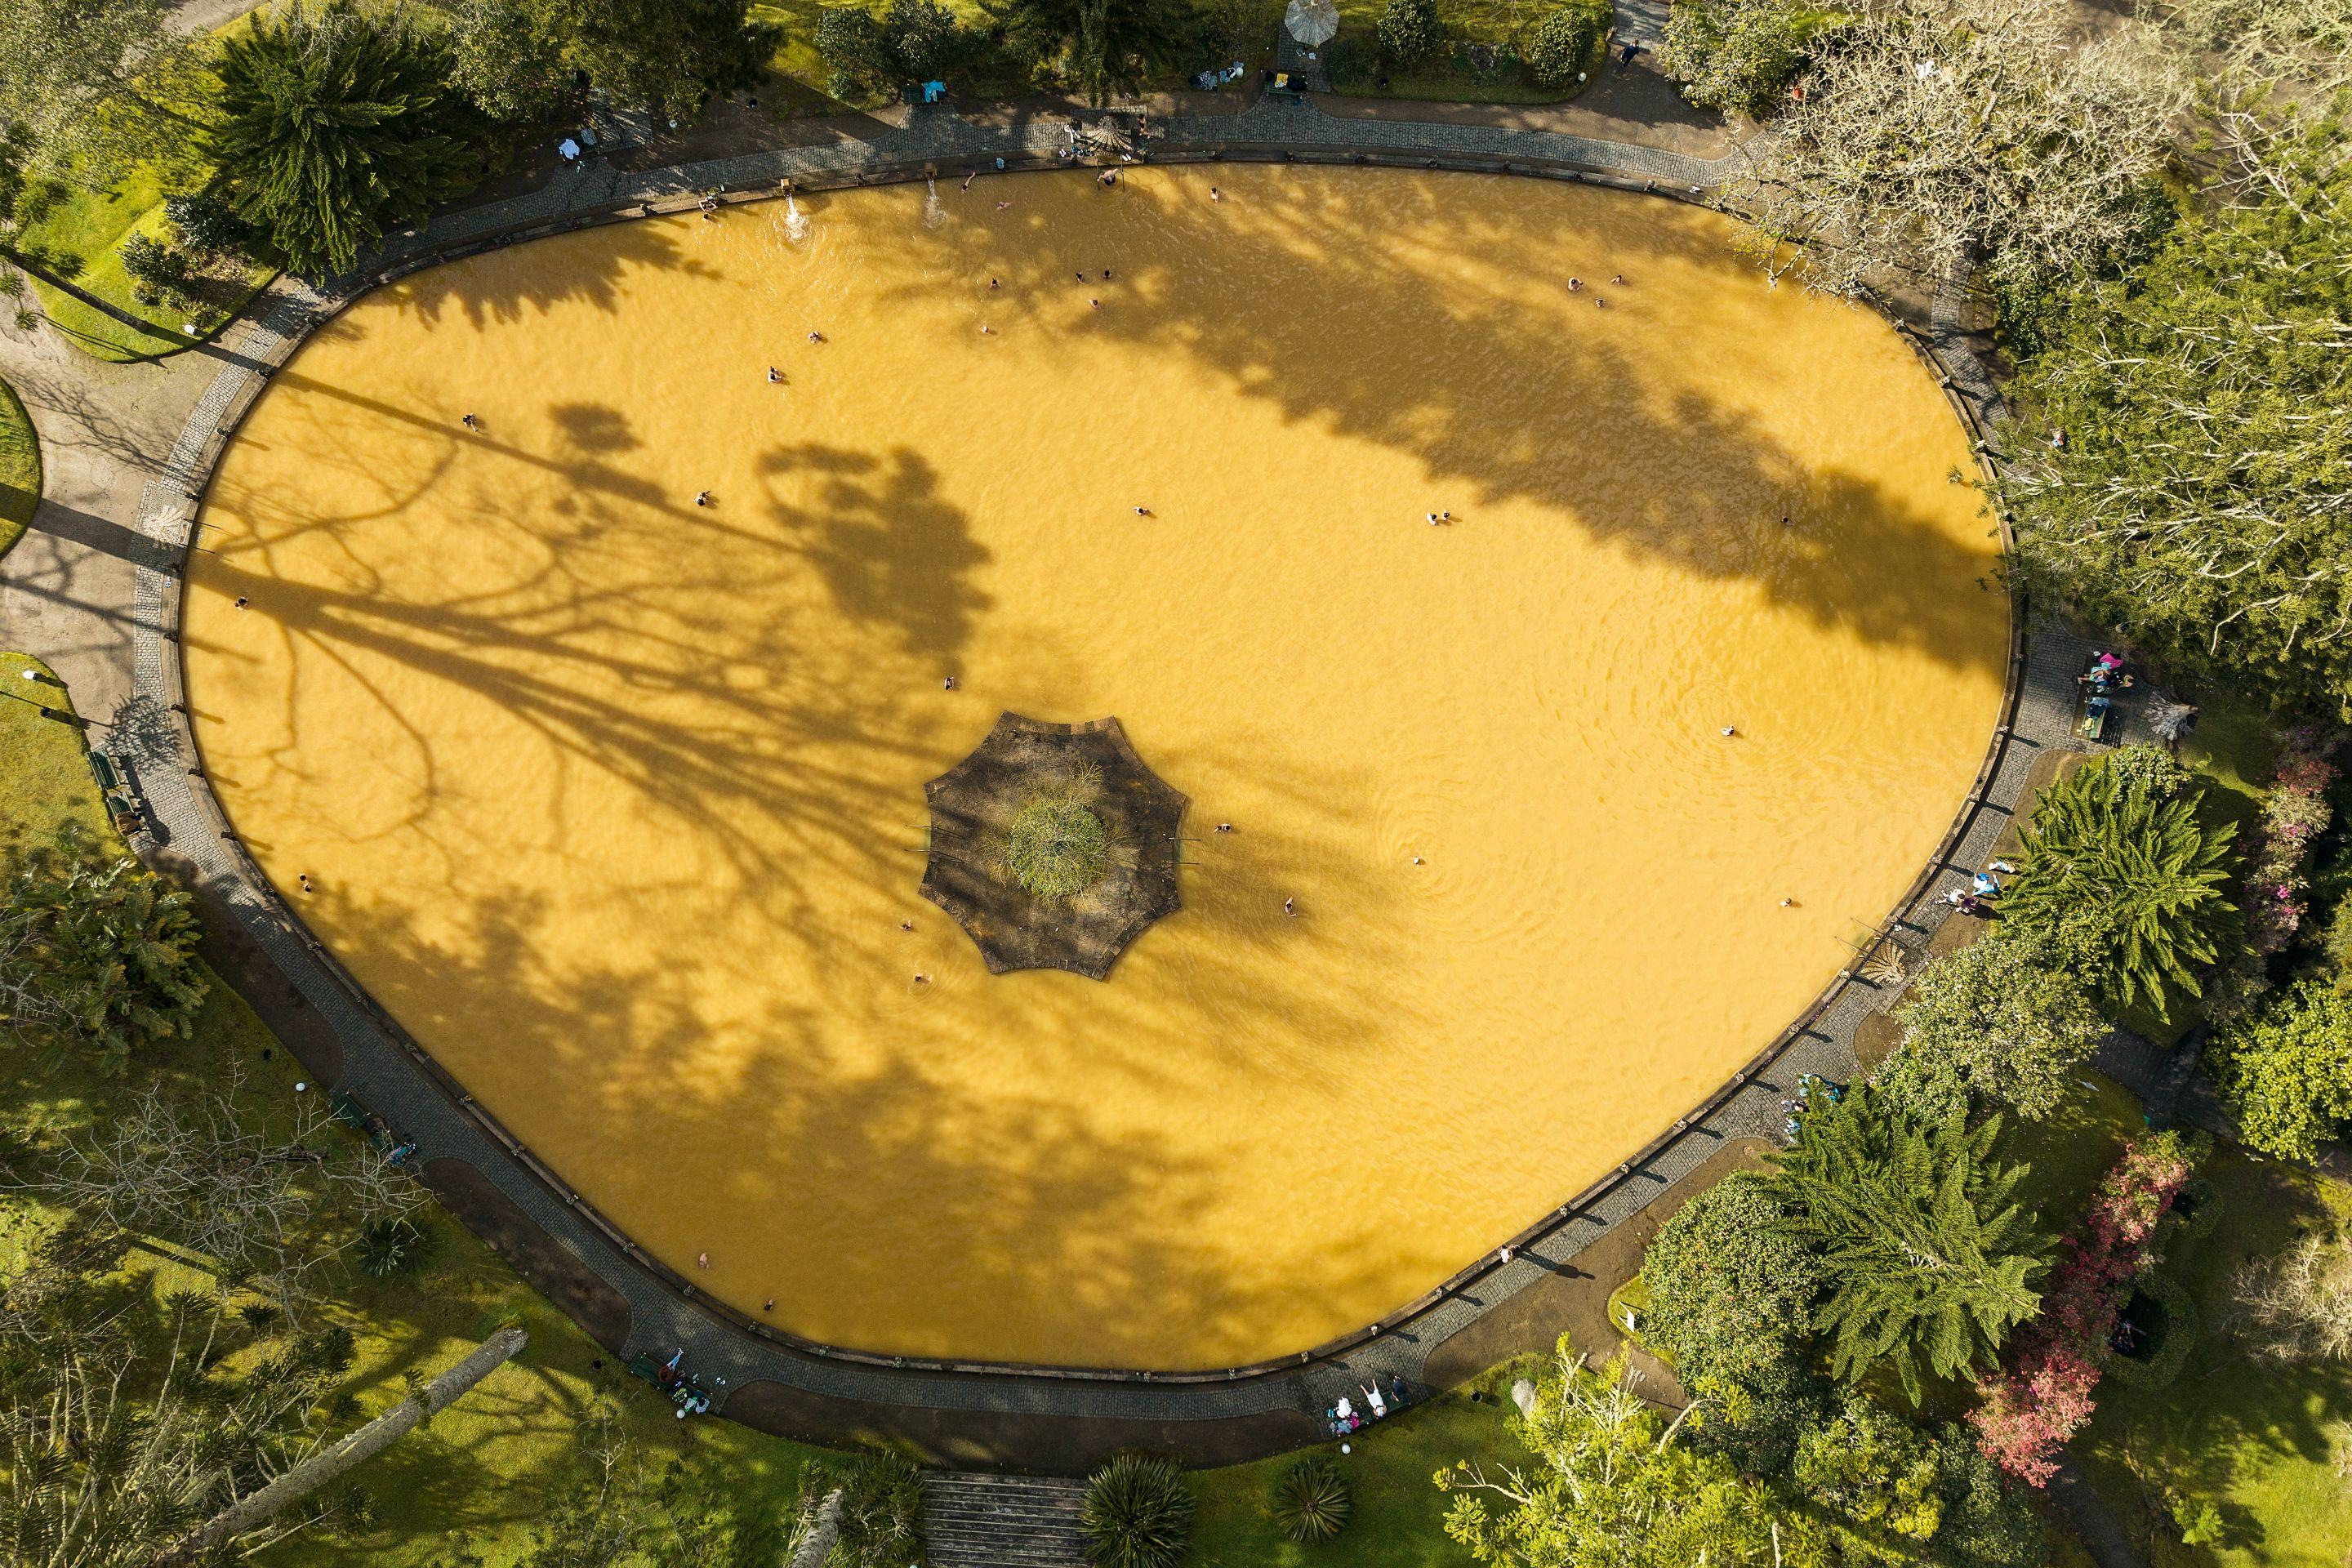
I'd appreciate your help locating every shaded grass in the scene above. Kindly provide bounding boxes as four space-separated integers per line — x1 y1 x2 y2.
2078 1151 2352 1566
1192 1355 1539 1567
0 650 842 1562
16 167 271 363
0 379 38 563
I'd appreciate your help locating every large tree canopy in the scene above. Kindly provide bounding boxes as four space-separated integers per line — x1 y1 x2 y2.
989 0 1198 105
0 0 212 185
2212 980 2352 1160
1999 754 2240 1020
524 0 769 115
1736 0 2184 297
204 1 479 276
2008 124 2352 713
1882 931 2109 1120
1767 1089 2049 1403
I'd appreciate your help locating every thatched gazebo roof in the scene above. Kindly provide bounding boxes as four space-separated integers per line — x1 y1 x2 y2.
920 713 1187 979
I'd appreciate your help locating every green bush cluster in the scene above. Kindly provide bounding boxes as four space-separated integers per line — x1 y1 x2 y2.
1525 0 1610 86
1378 0 1446 65
1081 1454 1194 1568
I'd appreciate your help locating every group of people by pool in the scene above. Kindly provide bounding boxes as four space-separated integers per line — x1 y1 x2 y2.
1327 1374 1413 1437
655 1348 718 1419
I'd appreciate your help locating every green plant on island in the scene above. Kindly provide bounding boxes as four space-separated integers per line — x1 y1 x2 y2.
1769 1087 2051 1404
1080 1453 1194 1568
1270 1454 1352 1544
1003 782 1114 902
1999 751 2239 1022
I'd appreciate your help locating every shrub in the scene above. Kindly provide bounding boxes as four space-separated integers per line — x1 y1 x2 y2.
2000 752 2239 1020
2101 1272 2196 1390
1656 0 1819 117
1640 1173 1815 1395
1377 0 1443 66
163 193 255 261
1884 932 2108 1120
2210 980 2352 1160
118 231 195 310
829 1452 926 1566
2226 1229 2352 1362
0 855 208 1076
1270 1454 1350 1544
1524 1 1609 87
355 1214 439 1276
1004 791 1111 902
1081 1454 1194 1568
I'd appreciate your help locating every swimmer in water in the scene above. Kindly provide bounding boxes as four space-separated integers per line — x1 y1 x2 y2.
1210 186 1221 201
299 874 314 892
234 595 249 610
900 919 915 931
944 675 958 689
1568 278 1582 292
767 367 782 383
461 412 479 430
980 324 994 333
1284 898 1297 917
1722 725 1738 737
1611 273 1624 284
1134 506 1151 516
694 491 710 507
808 330 823 343
996 200 1011 210
1215 822 1233 833
1595 296 1606 308
962 170 978 191
989 278 1001 289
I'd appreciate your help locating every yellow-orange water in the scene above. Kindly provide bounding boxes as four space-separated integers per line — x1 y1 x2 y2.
185 168 2006 1369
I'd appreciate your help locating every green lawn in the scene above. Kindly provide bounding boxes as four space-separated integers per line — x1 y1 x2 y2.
1192 1356 1538 1566
2078 1151 2352 1566
0 378 38 562
16 166 271 363
0 652 843 1563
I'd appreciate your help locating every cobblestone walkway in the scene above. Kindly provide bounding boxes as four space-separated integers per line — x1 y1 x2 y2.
49 99 2079 1463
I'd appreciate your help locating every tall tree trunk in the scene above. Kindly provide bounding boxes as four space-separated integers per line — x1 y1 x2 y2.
154 1326 527 1563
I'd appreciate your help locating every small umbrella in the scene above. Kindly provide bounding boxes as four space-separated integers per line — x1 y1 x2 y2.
1285 0 1339 47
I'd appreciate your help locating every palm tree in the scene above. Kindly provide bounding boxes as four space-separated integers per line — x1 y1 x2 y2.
1999 754 2238 1019
1769 1087 2050 1404
204 0 479 276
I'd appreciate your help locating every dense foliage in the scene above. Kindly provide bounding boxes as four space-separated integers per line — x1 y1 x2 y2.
2212 980 2352 1160
989 0 1199 105
1377 0 1445 65
1970 1134 2192 1484
1080 1454 1193 1568
0 854 207 1076
816 0 983 100
1524 2 1611 87
1769 1088 2049 1402
523 0 771 114
0 0 212 185
205 1 480 275
447 0 570 123
1004 792 1112 901
2000 753 2239 1020
1639 1174 1815 1394
1737 0 2184 298
1880 933 2108 1120
1657 0 1821 116
2010 125 2352 715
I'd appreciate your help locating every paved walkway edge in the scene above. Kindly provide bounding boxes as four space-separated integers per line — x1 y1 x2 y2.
106 105 2080 1464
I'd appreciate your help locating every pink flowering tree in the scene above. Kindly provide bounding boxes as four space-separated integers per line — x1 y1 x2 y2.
1971 1133 2192 1484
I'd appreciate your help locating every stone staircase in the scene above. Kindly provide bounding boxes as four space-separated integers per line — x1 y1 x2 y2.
923 1472 1091 1568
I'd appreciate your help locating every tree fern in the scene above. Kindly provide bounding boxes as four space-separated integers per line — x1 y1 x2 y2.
1770 1087 2051 1405
2000 753 2238 1020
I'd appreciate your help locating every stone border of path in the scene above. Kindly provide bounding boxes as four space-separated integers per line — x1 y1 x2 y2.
109 98 2085 1463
